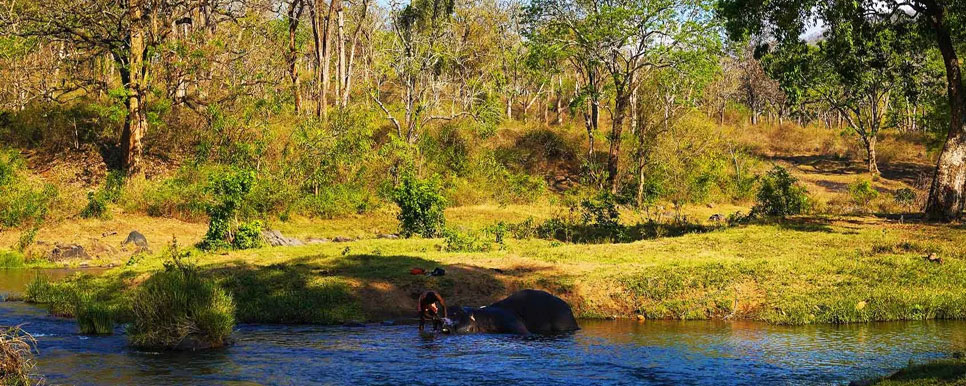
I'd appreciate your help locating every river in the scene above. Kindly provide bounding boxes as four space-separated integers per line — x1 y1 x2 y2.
2 269 963 385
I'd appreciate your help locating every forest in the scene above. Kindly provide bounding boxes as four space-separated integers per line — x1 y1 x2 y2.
1 0 966 384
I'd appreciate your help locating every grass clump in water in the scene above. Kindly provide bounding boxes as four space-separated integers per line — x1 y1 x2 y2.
23 274 130 334
128 247 235 350
0 325 38 386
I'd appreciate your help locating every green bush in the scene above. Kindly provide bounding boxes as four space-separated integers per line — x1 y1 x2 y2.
0 250 25 268
80 191 109 219
392 174 446 238
0 151 57 228
140 165 211 220
848 179 880 208
233 220 263 250
579 192 621 229
442 228 493 252
0 148 24 187
894 188 917 207
128 250 235 349
16 226 38 252
199 168 255 250
751 166 810 218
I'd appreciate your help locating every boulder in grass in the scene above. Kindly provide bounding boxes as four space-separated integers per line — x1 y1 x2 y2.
48 243 89 261
261 230 304 247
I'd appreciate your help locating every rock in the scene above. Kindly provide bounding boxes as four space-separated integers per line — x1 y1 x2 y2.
48 243 89 261
376 233 399 239
261 230 304 247
101 231 118 237
709 214 724 222
343 321 365 328
122 231 149 248
87 238 118 257
926 253 942 264
306 238 330 244
381 320 396 326
333 236 355 243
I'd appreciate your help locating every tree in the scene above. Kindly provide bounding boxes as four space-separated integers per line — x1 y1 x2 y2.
718 0 966 220
372 0 460 144
524 0 720 193
285 0 306 114
2 0 245 175
758 10 920 176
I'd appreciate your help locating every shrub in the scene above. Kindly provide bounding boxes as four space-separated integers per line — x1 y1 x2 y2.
848 179 880 208
442 228 493 252
751 166 810 218
199 168 255 250
894 187 917 207
392 174 446 238
15 226 38 252
233 220 263 250
128 249 235 349
0 325 37 386
80 191 109 219
0 151 57 228
0 250 25 268
0 149 24 188
579 192 621 230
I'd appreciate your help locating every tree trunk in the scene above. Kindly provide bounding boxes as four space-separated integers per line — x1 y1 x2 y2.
335 0 346 108
555 76 563 125
607 84 629 193
121 0 147 175
925 4 966 221
865 136 880 176
287 1 303 114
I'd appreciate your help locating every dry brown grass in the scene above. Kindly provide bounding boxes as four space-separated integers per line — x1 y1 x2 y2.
0 325 37 386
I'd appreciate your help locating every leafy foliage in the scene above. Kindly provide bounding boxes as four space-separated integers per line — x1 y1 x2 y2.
392 175 447 238
751 166 809 218
848 180 880 208
199 168 257 250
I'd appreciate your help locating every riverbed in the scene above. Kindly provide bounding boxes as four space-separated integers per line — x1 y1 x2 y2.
2 269 963 385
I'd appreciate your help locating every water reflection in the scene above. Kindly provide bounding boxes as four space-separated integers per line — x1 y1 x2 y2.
0 268 107 299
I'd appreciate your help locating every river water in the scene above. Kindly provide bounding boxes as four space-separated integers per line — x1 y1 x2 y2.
2 269 964 385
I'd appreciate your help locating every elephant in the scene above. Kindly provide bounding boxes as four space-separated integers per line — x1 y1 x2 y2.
443 289 579 335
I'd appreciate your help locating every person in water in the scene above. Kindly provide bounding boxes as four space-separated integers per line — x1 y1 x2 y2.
417 291 447 332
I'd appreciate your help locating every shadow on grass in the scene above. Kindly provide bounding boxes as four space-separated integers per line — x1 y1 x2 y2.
776 217 836 233
539 221 716 244
207 254 507 324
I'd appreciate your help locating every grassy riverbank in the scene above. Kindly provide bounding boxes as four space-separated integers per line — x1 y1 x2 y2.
858 357 966 385
16 211 966 326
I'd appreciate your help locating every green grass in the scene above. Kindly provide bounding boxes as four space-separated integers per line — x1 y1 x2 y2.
128 259 235 349
22 214 966 328
0 250 25 268
861 357 966 385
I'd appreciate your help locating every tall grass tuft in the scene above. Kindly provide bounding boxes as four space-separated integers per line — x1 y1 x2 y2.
128 248 235 349
0 251 25 268
0 325 37 386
